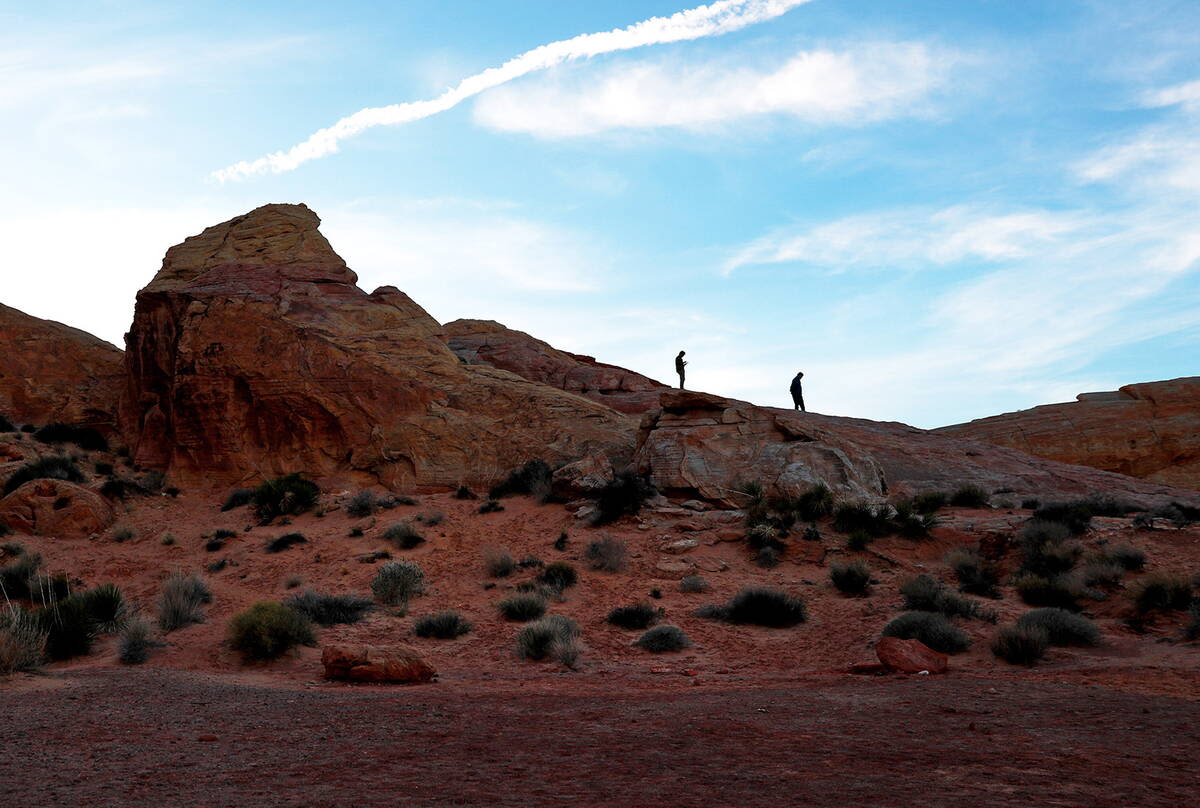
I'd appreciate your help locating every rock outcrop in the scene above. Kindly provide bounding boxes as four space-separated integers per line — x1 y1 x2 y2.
936 378 1200 490
0 303 123 432
875 638 948 674
0 479 115 537
444 319 668 414
322 645 435 683
634 390 1200 508
118 204 635 489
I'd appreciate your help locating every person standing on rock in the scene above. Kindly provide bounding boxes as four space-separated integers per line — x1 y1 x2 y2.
790 371 806 412
675 350 687 389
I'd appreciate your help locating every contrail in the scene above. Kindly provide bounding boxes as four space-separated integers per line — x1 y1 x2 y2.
213 0 812 181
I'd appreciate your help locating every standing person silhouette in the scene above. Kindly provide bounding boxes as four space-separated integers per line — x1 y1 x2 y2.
790 371 806 412
675 350 687 389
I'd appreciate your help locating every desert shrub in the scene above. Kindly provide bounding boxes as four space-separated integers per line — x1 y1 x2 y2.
703 587 808 628
1020 520 1081 577
0 413 13 432
589 470 654 526
1021 498 1041 510
635 624 691 653
1080 495 1143 518
99 477 137 500
414 610 473 639
913 491 949 515
946 548 999 597
755 547 781 568
680 575 710 594
161 533 177 546
1186 601 1200 641
1131 575 1193 614
1016 608 1101 646
383 521 424 550
251 473 319 521
221 488 253 512
553 531 568 551
0 552 42 600
80 583 127 633
497 593 548 622
26 572 71 606
206 559 228 574
585 536 627 572
0 606 45 674
453 485 476 500
490 459 553 501
1107 544 1146 571
111 526 134 543
94 461 114 476
345 490 379 518
416 510 444 526
900 574 989 620
830 560 871 595
746 523 783 552
158 572 211 632
483 547 516 578
991 624 1048 666
1033 501 1093 534
769 483 835 523
833 502 891 536
515 615 580 661
949 485 989 508
845 531 873 551
517 556 544 569
391 495 418 507
140 470 165 493
33 595 96 660
1151 501 1200 528
118 617 162 665
284 591 372 626
3 455 84 495
371 561 425 606
265 533 307 553
0 541 24 557
228 602 315 661
1012 573 1080 610
539 561 578 591
801 524 821 542
606 603 659 630
478 499 505 514
881 612 970 654
892 504 938 539
33 423 108 452
19 424 34 433
1081 560 1125 587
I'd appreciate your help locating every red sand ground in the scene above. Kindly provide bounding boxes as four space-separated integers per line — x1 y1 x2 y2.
3 483 1200 805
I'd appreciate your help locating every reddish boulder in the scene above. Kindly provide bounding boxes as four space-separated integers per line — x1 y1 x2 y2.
0 302 123 432
0 479 114 537
444 319 669 414
875 637 948 674
936 377 1200 490
118 204 635 488
322 645 435 683
635 390 1199 508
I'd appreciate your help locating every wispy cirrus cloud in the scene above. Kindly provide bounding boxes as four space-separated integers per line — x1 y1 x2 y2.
473 42 956 138
212 0 815 181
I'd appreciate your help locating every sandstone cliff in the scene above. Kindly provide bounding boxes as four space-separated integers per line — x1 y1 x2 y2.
936 378 1200 490
118 203 635 488
635 390 1197 507
0 302 123 431
443 319 668 414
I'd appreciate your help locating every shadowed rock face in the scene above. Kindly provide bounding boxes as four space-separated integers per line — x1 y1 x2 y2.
936 378 1200 491
118 203 635 488
634 390 1199 507
0 303 123 431
444 319 669 414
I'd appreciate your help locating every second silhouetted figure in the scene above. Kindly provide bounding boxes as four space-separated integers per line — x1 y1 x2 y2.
790 371 805 412
675 350 687 389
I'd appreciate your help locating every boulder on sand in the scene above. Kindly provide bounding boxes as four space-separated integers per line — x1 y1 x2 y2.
875 637 948 674
322 645 436 684
0 479 115 537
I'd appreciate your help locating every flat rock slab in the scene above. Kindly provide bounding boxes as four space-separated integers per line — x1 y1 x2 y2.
322 645 436 684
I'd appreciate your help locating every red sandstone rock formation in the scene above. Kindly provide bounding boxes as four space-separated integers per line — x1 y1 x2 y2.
935 378 1200 490
444 319 668 414
0 479 115 537
634 390 1199 507
875 637 948 674
118 203 635 489
0 303 123 432
322 645 435 683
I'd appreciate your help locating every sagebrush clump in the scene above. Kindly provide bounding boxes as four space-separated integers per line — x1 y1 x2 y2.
881 612 970 654
371 561 425 606
383 521 425 550
900 574 992 621
482 547 516 578
1016 608 1100 646
635 624 691 653
497 593 548 622
590 470 654 526
991 624 1048 666
945 547 999 597
2 455 83 496
228 602 316 661
700 587 807 628
158 572 211 632
414 610 473 639
585 536 627 572
284 591 372 626
830 560 871 595
251 474 319 521
515 615 580 665
606 603 659 630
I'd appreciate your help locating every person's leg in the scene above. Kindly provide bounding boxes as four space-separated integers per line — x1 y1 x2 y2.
799 395 806 412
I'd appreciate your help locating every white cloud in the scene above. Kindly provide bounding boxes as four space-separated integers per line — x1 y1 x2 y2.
473 42 954 137
724 206 1089 274
212 0 815 180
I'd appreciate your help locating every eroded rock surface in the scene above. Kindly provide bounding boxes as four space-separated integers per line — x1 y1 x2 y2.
322 645 435 683
0 479 114 536
634 390 1199 508
875 637 948 674
444 319 668 414
0 303 123 432
936 378 1200 490
118 204 635 488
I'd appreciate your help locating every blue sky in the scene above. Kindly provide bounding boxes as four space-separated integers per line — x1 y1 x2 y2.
2 0 1198 427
